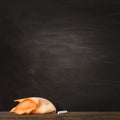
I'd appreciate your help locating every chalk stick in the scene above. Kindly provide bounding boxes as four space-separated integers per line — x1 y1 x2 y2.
57 110 68 115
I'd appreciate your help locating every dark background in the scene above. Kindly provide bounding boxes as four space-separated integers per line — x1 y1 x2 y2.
0 0 120 111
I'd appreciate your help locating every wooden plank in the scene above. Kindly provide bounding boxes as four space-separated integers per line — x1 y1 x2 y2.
0 112 120 120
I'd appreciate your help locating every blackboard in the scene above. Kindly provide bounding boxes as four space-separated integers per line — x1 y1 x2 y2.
0 0 120 111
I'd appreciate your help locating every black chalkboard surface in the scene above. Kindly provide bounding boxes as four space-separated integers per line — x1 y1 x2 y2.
0 0 120 111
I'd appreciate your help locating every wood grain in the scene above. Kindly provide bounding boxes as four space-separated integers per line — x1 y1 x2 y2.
0 112 120 120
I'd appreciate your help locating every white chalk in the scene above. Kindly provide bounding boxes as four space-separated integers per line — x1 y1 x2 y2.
57 110 68 115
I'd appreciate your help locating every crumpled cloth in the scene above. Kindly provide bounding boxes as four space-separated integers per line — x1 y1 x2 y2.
10 97 56 114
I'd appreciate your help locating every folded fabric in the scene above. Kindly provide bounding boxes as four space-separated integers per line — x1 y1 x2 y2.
10 97 56 114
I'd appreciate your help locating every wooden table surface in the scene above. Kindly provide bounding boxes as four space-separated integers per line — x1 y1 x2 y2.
0 112 120 120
